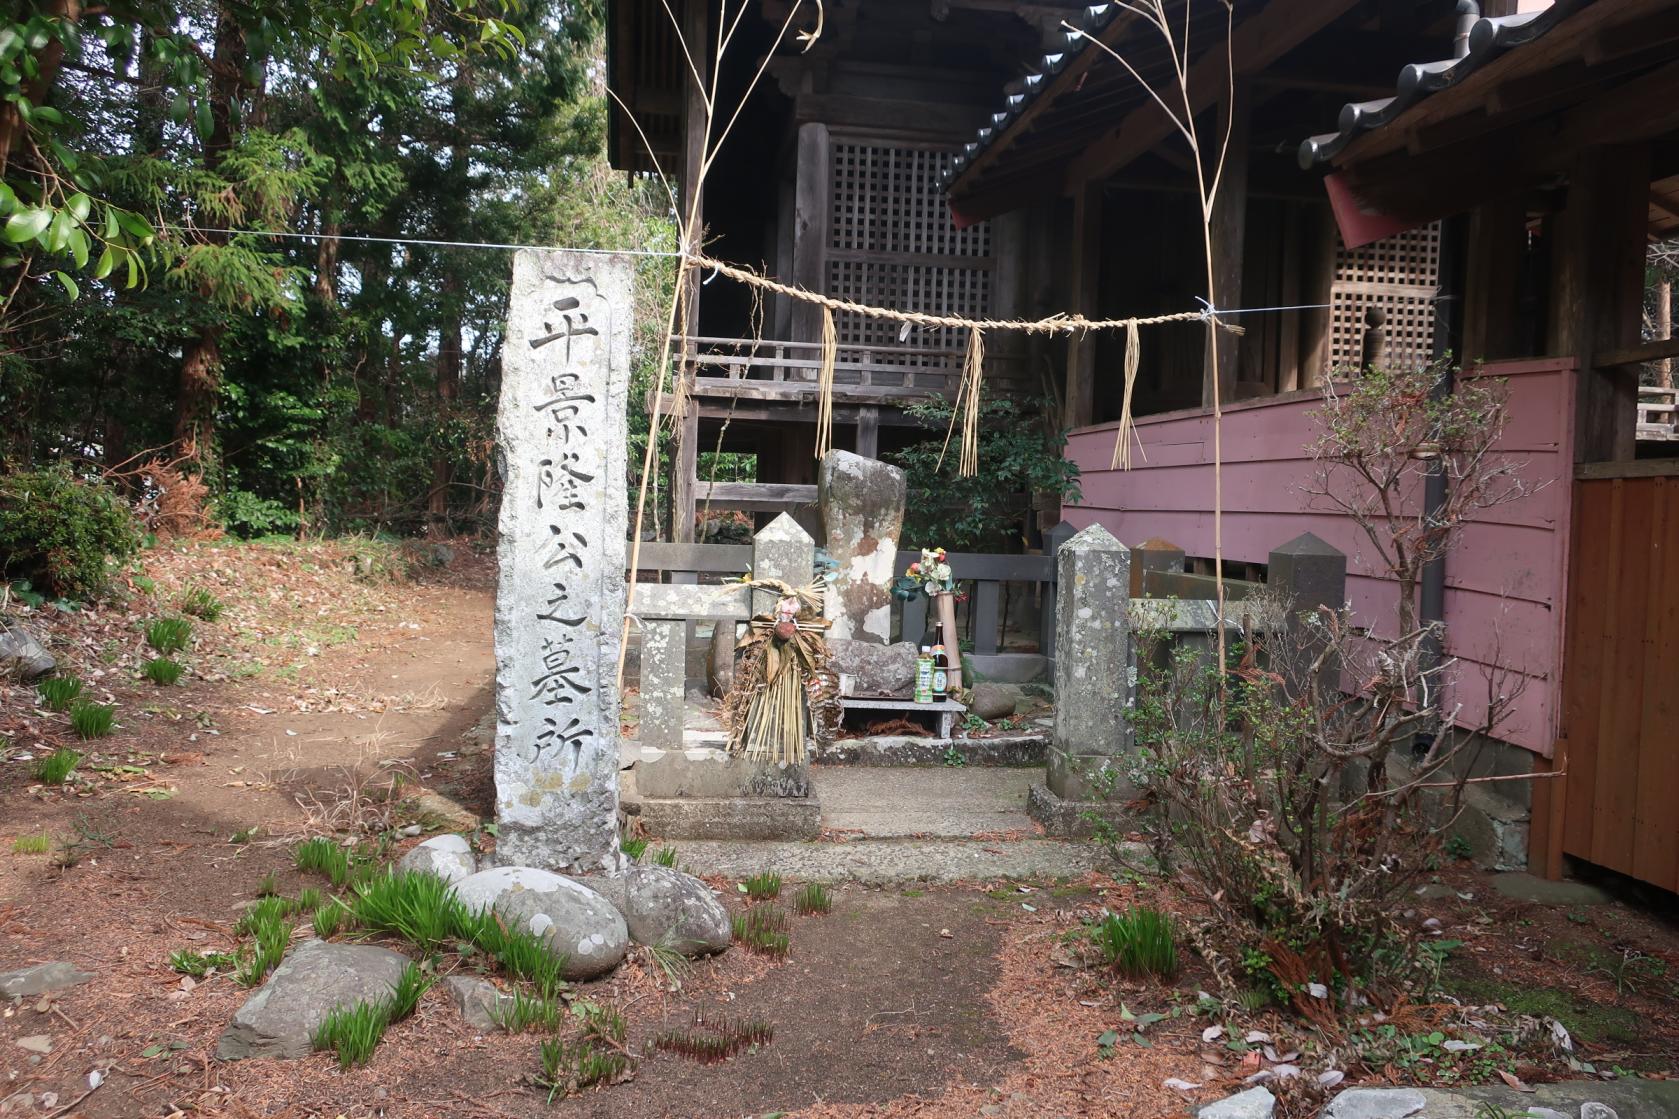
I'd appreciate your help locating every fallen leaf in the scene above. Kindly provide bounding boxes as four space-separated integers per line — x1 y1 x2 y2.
1202 1024 1224 1043
1244 1030 1272 1044
15 1035 51 1054
1497 1070 1535 1093
1163 1078 1202 1092
938 928 952 939
1318 1070 1345 1088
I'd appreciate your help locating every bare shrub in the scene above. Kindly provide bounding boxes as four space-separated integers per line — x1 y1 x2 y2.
1123 361 1537 1020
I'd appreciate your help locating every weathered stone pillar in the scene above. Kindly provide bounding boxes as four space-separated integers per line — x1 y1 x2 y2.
753 513 816 613
1028 523 1133 835
819 450 904 644
493 249 632 874
638 620 686 755
1268 532 1347 696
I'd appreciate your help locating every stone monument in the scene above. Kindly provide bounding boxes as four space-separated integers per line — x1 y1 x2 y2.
493 248 632 874
818 450 904 644
1027 523 1134 835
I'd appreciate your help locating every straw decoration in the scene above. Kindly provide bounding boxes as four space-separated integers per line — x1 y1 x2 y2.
814 305 837 460
1111 318 1142 470
959 326 985 477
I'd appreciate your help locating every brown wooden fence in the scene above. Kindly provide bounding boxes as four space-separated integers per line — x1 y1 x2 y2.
1553 467 1679 890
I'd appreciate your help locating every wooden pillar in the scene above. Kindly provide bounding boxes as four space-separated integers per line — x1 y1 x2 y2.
791 121 831 346
670 0 709 544
1065 178 1103 429
854 405 879 459
1549 144 1649 463
1204 86 1250 406
1297 202 1338 387
1461 194 1528 366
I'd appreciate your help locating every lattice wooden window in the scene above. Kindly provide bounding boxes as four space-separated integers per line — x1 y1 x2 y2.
1329 222 1441 372
826 141 993 366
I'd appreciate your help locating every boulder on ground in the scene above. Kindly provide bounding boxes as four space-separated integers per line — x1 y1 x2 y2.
442 975 512 1032
0 621 54 681
1199 1086 1275 1119
451 867 628 979
0 962 92 999
969 682 1024 721
1324 1088 1427 1119
621 865 731 956
396 834 476 884
828 639 920 698
216 940 411 1060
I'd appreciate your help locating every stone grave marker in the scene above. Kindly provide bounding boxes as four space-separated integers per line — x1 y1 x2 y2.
819 450 904 644
493 248 632 874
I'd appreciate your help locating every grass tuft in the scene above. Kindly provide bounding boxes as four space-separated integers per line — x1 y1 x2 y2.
294 836 352 886
792 882 832 915
68 700 115 739
652 846 678 868
493 988 561 1034
142 657 185 686
1090 906 1178 979
312 899 349 939
180 586 224 621
742 871 781 900
37 676 83 711
234 902 294 988
33 747 82 784
731 905 790 957
349 868 470 953
621 837 649 862
170 949 237 977
11 834 51 855
651 1013 775 1063
144 616 193 654
312 998 388 1069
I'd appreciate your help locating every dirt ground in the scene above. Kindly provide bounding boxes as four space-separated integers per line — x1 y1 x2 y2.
2 541 1678 1119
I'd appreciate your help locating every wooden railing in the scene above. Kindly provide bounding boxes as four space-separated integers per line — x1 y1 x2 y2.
1637 385 1678 442
630 537 1064 659
678 336 966 398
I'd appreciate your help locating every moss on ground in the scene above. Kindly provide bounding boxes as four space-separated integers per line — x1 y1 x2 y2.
1448 971 1641 1046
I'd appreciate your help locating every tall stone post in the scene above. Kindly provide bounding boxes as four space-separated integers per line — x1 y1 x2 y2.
819 450 904 644
1028 523 1133 835
1267 532 1347 696
493 249 632 875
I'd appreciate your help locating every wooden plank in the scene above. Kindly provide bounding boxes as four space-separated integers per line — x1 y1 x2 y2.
855 405 879 459
1632 478 1679 890
972 580 1001 656
1596 336 1679 369
1561 482 1609 857
631 541 751 574
892 551 1052 583
792 121 830 346
1588 478 1650 875
1575 458 1679 480
696 481 818 513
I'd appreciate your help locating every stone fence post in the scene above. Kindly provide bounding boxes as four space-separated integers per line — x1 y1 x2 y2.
1028 523 1132 834
1267 532 1347 694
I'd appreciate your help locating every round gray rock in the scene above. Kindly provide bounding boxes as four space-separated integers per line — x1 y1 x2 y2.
969 682 1023 721
0 962 92 999
451 867 628 980
1199 1086 1275 1119
396 834 476 885
621 865 731 956
216 939 411 1060
0 621 54 681
442 975 512 1032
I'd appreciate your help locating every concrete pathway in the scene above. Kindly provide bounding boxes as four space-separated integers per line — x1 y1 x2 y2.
668 836 1109 884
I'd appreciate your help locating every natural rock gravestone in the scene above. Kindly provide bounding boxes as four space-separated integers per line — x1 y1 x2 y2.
494 248 632 875
217 940 411 1060
819 450 904 644
1027 523 1133 835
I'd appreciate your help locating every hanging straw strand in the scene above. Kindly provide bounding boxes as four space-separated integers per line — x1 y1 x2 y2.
814 305 837 460
960 326 985 477
1111 318 1143 470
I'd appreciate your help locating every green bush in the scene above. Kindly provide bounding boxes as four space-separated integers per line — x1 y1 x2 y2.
0 466 140 600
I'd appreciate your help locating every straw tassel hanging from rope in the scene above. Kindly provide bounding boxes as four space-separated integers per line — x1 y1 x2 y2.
959 326 985 477
814 306 837 460
1111 318 1143 470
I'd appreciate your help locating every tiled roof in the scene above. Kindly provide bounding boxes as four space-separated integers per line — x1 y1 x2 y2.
934 3 1122 191
1296 1 1581 169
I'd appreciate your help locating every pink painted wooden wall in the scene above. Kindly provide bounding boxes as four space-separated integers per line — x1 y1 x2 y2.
1062 358 1577 756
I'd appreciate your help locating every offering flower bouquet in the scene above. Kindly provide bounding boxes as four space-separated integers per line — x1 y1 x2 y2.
892 546 955 600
